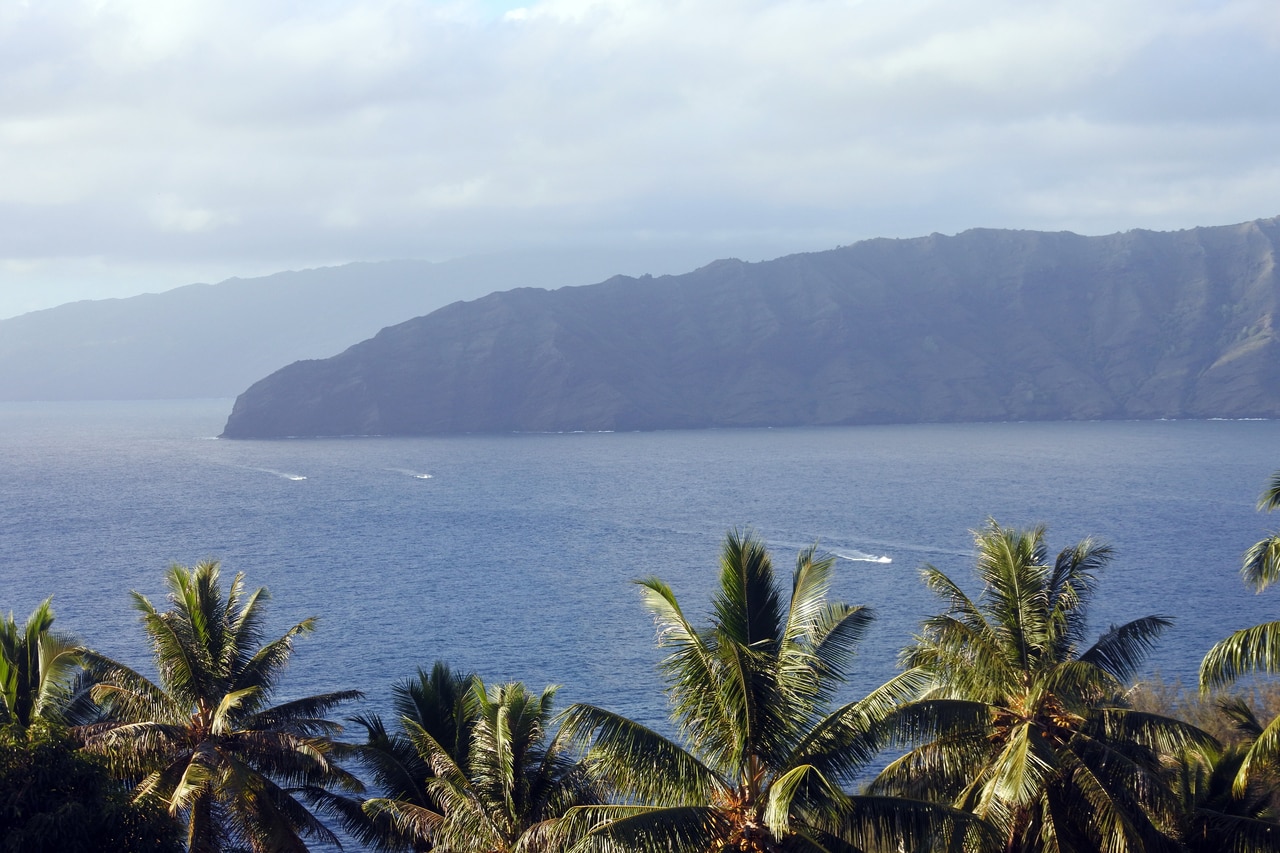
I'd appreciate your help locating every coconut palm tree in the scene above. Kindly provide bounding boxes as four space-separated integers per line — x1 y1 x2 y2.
362 676 602 852
79 560 363 853
1201 471 1280 793
0 597 86 729
559 530 984 853
874 521 1211 853
329 661 479 852
1175 697 1280 853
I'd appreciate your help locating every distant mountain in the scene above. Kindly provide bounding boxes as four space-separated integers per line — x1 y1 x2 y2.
221 216 1280 438
0 247 729 401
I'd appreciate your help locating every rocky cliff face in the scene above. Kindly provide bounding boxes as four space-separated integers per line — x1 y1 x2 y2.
221 217 1280 438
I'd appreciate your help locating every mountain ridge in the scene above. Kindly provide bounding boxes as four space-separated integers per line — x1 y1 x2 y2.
220 216 1280 438
0 247 733 401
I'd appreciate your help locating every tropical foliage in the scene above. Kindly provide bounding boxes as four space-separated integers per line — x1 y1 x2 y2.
0 721 183 853
560 530 981 853
335 662 479 851
11 505 1280 851
78 561 363 853
1201 471 1280 795
873 521 1211 853
361 676 602 853
1174 697 1280 853
0 598 86 729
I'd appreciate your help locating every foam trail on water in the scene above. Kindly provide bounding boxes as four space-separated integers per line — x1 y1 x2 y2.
255 468 307 481
832 549 892 564
388 468 434 479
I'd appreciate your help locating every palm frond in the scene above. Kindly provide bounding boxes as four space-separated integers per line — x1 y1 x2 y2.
1200 620 1280 692
1078 615 1172 685
1233 707 1280 797
559 702 720 805
1242 534 1280 594
713 529 783 649
841 794 1002 853
565 804 728 853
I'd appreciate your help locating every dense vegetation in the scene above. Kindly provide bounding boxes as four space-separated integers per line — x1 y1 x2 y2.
5 487 1280 851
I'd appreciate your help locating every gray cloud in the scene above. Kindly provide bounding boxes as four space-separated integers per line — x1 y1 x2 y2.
1 0 1277 317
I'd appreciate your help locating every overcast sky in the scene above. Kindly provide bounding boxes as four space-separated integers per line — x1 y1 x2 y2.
1 0 1277 319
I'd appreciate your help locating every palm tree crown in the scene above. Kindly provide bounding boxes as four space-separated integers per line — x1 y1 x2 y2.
363 676 602 853
876 521 1208 853
80 560 363 853
561 530 968 853
1200 471 1280 795
0 597 84 730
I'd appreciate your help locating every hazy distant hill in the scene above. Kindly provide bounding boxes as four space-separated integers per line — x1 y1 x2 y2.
221 216 1280 438
0 247 728 401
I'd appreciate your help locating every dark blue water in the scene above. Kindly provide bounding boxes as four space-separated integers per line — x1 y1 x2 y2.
3 400 1278 736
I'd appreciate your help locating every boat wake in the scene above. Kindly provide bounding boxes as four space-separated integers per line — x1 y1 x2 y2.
256 468 307 481
832 549 893 564
389 468 434 479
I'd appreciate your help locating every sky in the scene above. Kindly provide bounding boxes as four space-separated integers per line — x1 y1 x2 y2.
1 0 1278 319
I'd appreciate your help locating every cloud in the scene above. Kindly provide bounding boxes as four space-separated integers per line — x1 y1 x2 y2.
0 0 1277 315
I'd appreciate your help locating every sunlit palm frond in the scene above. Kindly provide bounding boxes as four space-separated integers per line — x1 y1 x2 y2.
1233 708 1280 797
1200 620 1280 692
560 702 720 805
787 669 935 785
567 804 728 853
1242 535 1280 595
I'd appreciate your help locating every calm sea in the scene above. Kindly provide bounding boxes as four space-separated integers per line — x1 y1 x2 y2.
2 399 1278 734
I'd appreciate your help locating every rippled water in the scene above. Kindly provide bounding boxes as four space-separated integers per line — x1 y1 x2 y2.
3 400 1278 734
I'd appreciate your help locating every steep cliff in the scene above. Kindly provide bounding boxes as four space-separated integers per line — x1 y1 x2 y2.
221 217 1280 438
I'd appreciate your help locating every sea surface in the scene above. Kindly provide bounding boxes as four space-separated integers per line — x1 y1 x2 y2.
3 400 1279 735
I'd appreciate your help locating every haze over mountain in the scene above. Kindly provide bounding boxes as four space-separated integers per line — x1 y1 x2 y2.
221 216 1280 439
0 246 733 401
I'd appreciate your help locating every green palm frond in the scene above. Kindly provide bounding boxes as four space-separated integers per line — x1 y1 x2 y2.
714 529 784 650
1216 696 1266 742
1061 732 1184 852
1258 471 1280 512
1233 708 1280 797
248 689 365 734
237 617 316 700
763 762 845 835
1078 616 1173 685
1201 620 1280 692
804 603 875 705
788 669 934 785
1088 708 1218 758
840 794 1001 853
1242 535 1280 594
0 597 87 728
567 804 728 853
560 702 720 805
363 796 446 845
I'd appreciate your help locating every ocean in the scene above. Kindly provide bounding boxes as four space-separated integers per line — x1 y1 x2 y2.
2 399 1277 734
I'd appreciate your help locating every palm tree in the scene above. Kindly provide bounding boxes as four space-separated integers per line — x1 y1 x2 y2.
1175 697 1280 853
79 560 363 853
1200 471 1280 792
362 676 602 852
0 597 85 729
559 530 982 853
874 521 1211 853
332 661 479 852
